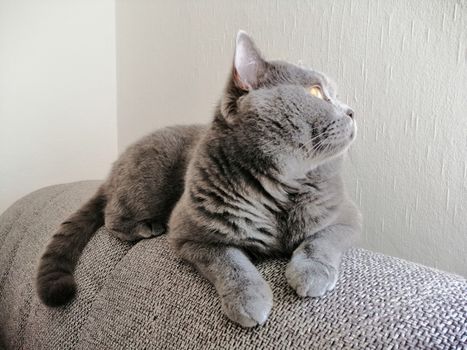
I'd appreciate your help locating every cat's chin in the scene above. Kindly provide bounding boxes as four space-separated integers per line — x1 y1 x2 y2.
325 140 354 161
282 154 340 180
304 141 353 171
326 124 357 160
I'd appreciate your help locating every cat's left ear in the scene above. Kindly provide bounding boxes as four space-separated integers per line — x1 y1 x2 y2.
233 31 267 90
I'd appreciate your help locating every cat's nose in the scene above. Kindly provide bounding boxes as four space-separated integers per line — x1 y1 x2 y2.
345 108 354 119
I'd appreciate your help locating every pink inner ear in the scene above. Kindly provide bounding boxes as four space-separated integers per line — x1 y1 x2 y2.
233 67 251 91
233 31 266 91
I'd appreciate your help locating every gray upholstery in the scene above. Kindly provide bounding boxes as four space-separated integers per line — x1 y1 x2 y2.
0 181 466 350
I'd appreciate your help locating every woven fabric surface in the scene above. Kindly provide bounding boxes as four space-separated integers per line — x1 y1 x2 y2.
0 181 466 350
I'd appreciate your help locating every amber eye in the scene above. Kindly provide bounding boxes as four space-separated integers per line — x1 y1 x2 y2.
309 85 324 99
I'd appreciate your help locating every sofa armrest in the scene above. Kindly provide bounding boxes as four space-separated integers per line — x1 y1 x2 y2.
0 181 465 349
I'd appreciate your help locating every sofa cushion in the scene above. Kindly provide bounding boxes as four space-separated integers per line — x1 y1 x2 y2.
0 181 465 349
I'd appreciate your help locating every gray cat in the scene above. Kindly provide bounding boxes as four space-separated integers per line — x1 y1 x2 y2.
36 31 361 327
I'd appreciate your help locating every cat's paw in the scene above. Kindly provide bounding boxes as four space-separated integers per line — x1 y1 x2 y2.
221 280 273 328
110 222 165 242
285 257 338 298
150 222 166 237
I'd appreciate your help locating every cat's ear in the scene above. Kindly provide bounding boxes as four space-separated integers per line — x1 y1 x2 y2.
233 31 267 90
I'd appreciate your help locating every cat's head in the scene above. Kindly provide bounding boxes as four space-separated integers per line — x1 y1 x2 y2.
217 31 356 175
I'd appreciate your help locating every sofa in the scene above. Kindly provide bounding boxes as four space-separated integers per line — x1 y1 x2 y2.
0 181 465 349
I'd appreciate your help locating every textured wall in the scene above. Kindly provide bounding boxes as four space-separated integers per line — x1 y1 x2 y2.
116 0 467 276
0 0 118 213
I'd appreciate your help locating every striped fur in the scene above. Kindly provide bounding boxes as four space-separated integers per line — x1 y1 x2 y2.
36 32 361 328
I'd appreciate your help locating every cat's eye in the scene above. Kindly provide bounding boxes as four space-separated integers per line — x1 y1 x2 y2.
309 85 324 99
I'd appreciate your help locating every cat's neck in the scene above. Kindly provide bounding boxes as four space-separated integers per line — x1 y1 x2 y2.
279 154 344 182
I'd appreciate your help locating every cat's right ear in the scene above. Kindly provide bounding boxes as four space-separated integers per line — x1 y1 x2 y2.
233 31 267 91
219 31 267 119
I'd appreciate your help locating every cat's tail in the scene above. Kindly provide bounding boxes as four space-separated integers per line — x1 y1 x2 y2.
36 186 107 307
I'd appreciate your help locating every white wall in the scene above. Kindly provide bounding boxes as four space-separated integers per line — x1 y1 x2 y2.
116 0 467 276
0 0 118 213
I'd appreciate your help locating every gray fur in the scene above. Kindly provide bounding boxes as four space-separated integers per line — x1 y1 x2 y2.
36 32 361 328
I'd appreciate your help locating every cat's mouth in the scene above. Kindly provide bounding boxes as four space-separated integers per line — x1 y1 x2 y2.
308 119 355 152
319 121 356 158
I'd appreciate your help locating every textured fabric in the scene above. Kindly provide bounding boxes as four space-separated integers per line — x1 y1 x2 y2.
0 181 466 350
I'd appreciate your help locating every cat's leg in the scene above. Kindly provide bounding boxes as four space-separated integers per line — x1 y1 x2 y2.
286 201 361 297
176 241 273 327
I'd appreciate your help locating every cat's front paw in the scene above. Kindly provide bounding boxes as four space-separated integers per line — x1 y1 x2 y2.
221 280 273 328
285 257 338 298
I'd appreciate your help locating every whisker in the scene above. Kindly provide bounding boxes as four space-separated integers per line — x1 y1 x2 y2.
307 139 326 155
297 131 327 153
262 121 336 159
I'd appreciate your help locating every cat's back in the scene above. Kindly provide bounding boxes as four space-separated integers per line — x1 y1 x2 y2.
110 124 207 178
104 124 208 219
125 124 207 160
